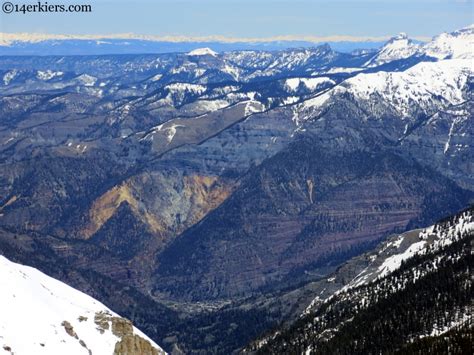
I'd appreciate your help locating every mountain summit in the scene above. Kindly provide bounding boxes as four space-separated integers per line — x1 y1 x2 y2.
365 32 419 66
422 24 474 59
187 47 218 56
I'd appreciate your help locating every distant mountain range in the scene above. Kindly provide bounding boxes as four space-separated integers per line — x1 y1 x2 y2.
0 33 406 55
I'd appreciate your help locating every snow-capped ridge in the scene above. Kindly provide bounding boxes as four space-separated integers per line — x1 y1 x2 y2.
359 24 473 67
187 47 218 56
36 70 64 81
300 206 474 320
422 24 474 59
345 207 474 292
364 32 419 67
298 58 471 122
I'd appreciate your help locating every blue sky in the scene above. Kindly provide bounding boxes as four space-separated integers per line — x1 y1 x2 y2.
1 0 472 40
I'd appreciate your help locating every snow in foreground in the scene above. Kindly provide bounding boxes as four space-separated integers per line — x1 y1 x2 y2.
0 255 165 355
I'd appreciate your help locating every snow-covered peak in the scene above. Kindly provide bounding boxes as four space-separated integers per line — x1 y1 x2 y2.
422 25 474 59
187 47 218 56
298 58 471 122
364 33 419 67
394 32 408 40
0 255 166 355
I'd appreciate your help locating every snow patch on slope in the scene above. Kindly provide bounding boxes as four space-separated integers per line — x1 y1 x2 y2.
2 70 18 85
285 77 335 92
182 99 230 114
245 100 265 116
36 70 64 81
75 74 97 86
377 239 426 277
165 82 207 95
324 67 363 74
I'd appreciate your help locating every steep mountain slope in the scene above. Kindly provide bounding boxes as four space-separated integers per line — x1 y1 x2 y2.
0 255 165 355
154 137 471 300
400 99 474 190
294 51 472 190
252 206 474 354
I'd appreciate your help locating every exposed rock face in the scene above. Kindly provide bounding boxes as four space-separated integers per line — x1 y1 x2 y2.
400 99 474 190
84 181 164 239
114 334 162 355
94 311 164 355
62 320 79 338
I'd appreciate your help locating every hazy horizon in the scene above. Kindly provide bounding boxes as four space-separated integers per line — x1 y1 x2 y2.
0 0 472 42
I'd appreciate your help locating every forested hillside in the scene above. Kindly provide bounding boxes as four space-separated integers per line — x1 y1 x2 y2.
253 207 473 354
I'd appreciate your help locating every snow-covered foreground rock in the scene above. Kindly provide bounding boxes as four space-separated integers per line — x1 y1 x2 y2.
0 255 166 355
